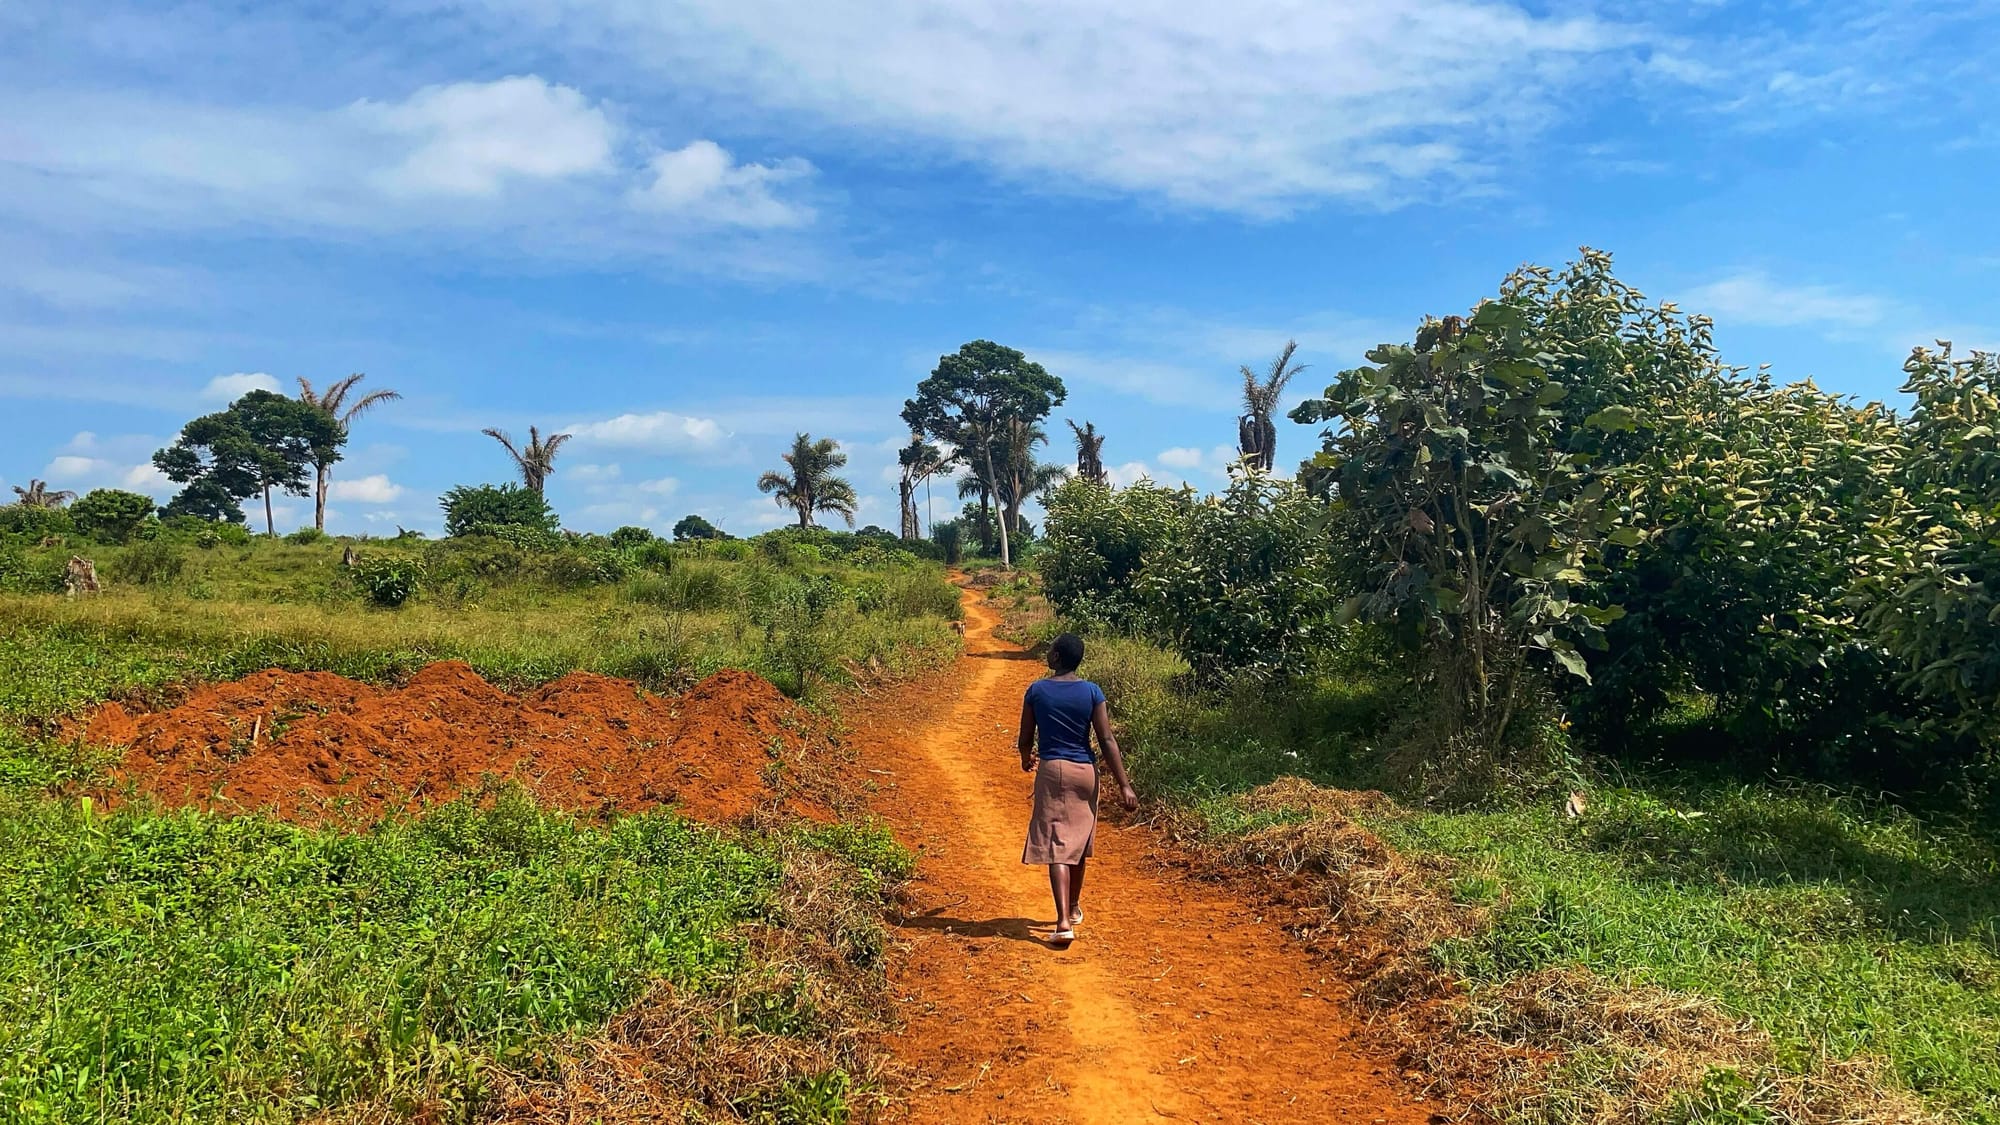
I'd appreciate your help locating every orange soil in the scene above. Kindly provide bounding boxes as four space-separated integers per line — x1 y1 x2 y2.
82 663 831 824
850 583 1438 1124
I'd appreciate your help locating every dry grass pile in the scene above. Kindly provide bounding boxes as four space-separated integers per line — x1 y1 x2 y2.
1177 778 1937 1125
481 844 892 1124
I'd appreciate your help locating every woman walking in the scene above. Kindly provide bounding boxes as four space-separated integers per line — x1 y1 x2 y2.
1018 633 1138 945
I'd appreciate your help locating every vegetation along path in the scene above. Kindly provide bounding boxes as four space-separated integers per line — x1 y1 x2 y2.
851 580 1431 1124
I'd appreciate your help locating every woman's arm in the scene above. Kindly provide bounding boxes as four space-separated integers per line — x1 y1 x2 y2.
1017 696 1038 772
1091 701 1139 810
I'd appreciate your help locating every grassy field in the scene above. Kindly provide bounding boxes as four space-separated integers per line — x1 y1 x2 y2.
0 530 959 1123
991 580 2000 1125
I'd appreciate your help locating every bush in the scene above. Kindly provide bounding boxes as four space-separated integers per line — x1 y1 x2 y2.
107 541 185 587
630 538 675 574
0 505 74 541
932 521 964 565
647 560 735 611
441 484 558 538
463 522 566 552
159 515 252 548
537 546 627 589
282 527 327 545
854 569 962 620
68 490 157 545
0 546 64 594
350 553 426 607
608 525 655 548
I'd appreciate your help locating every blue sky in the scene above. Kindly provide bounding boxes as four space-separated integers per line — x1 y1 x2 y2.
3 0 1995 535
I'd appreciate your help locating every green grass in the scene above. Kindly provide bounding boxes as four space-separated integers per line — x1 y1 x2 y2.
0 532 946 1122
1064 613 2000 1122
0 787 900 1124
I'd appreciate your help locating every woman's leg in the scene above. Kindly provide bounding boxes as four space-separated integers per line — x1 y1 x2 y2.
1047 864 1073 935
1067 858 1086 922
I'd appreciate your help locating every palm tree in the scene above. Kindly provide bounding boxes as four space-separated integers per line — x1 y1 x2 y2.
897 437 949 540
297 373 401 531
758 433 858 528
10 480 76 509
996 419 1065 538
1068 419 1107 485
1238 340 1306 472
483 425 572 496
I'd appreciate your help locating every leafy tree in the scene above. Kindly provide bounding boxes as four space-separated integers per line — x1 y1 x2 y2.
10 479 75 509
1239 340 1305 472
482 426 571 496
1291 280 1641 784
0 505 73 540
1862 344 2000 755
441 483 559 538
154 389 342 536
903 340 1066 569
996 418 1067 537
297 373 400 532
161 479 247 524
672 514 728 541
69 489 158 544
931 519 965 565
757 433 858 529
607 525 656 548
1068 420 1107 486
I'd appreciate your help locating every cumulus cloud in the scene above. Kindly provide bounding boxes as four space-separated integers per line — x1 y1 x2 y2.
204 372 280 400
1105 461 1154 488
41 454 173 496
327 474 405 503
635 477 680 495
565 410 731 452
632 141 814 228
468 0 1640 213
1 76 816 252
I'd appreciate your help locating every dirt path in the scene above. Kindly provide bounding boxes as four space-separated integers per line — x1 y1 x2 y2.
849 583 1436 1124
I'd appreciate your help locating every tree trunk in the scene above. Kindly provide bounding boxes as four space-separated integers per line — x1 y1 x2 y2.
984 441 1011 569
314 464 329 532
263 486 275 537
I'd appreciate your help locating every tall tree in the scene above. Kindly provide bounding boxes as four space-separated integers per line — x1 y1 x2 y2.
758 433 858 528
297 373 400 532
1238 340 1306 471
9 480 76 509
155 389 341 535
1068 420 1107 486
903 340 1065 569
897 437 949 540
482 426 571 496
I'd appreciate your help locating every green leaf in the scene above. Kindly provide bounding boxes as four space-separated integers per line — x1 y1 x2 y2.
1584 405 1640 433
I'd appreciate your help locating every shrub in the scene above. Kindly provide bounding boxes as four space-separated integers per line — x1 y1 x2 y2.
854 570 962 620
630 538 675 574
107 541 185 587
0 505 74 541
441 484 558 538
608 525 655 548
932 520 964 565
68 490 157 545
350 553 426 607
0 546 65 594
282 527 328 545
537 546 627 589
649 560 735 611
463 522 566 552
159 515 252 548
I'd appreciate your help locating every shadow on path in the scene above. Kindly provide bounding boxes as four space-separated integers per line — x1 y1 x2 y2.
893 911 1052 945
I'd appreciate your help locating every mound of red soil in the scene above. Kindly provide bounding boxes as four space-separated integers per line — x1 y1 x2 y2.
82 662 837 825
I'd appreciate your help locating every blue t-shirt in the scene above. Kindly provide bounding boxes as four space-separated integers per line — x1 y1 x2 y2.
1026 678 1105 764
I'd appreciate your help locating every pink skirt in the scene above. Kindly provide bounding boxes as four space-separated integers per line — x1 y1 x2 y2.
1022 759 1098 865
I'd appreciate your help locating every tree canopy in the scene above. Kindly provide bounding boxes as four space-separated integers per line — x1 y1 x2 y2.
154 390 342 535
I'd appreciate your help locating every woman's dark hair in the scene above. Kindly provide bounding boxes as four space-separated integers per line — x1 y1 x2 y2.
1048 632 1085 674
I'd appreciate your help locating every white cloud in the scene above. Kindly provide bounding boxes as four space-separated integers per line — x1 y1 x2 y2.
1105 460 1154 488
636 477 680 495
1156 447 1206 470
327 473 405 503
565 410 731 452
204 372 280 400
1032 349 1229 409
1 76 816 253
1680 271 1888 329
632 141 814 228
41 454 173 497
358 76 617 198
471 0 1639 213
568 463 623 482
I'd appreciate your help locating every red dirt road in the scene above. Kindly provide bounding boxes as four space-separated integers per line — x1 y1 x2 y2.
850 584 1435 1124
